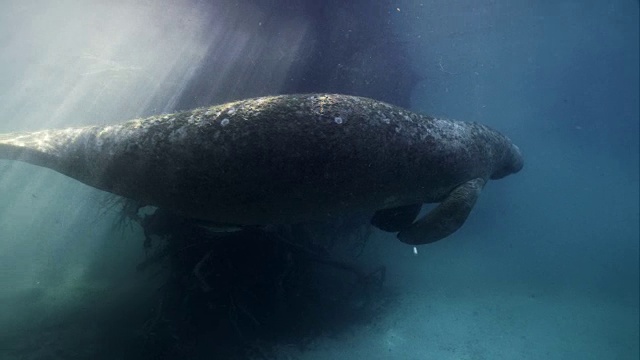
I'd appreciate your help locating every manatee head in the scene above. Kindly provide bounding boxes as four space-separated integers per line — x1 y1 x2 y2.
490 141 524 180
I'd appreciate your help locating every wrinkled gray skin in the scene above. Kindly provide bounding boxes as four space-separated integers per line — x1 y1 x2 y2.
0 94 523 244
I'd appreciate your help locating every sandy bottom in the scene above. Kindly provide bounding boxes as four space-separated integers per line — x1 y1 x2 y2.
0 269 637 360
275 287 638 360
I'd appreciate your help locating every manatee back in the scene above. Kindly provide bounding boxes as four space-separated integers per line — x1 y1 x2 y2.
0 94 517 225
80 94 495 223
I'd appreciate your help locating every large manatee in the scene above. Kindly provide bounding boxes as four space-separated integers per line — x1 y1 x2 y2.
0 94 523 244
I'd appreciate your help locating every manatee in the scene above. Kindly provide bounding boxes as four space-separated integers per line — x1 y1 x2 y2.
0 94 523 245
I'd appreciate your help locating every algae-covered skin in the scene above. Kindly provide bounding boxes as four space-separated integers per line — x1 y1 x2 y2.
0 94 523 244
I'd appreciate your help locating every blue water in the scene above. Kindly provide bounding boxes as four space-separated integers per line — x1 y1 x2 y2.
0 1 637 359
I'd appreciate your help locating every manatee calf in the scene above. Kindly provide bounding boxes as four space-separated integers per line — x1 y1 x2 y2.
0 94 522 244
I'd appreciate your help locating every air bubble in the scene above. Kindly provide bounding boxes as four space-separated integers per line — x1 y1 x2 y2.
334 116 343 124
221 118 230 126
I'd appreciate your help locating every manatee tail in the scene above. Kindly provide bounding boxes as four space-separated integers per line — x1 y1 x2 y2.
0 130 65 170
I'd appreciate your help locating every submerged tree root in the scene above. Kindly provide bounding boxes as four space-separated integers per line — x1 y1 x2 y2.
123 207 392 359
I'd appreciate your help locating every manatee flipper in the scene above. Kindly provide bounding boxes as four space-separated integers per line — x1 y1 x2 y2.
397 178 486 245
371 204 422 232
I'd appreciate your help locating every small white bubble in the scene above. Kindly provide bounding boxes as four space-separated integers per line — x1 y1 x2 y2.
228 108 236 115
334 116 343 124
221 118 230 126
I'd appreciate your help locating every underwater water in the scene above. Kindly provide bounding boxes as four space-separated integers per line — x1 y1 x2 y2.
0 0 637 359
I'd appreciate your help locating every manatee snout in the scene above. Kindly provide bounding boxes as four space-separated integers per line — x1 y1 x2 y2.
490 143 523 180
510 144 524 171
